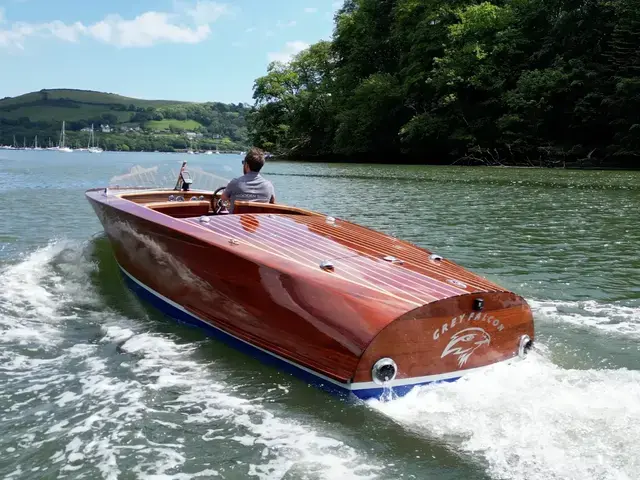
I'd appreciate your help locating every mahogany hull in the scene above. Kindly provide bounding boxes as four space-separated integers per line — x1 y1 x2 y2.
86 188 534 400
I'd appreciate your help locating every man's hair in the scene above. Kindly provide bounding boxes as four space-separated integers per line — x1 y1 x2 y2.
244 147 266 172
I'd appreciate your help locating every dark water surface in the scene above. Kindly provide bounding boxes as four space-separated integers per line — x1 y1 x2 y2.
1 150 638 480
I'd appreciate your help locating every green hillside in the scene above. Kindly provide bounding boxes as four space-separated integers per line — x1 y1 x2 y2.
0 88 188 108
0 88 251 151
0 89 189 122
146 119 203 131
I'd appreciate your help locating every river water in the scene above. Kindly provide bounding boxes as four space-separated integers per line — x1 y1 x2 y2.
0 150 638 480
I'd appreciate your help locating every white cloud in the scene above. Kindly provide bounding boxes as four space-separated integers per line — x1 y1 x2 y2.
48 21 86 42
0 2 228 50
304 7 318 14
0 21 35 49
267 40 309 63
184 1 228 25
87 20 111 43
93 12 211 47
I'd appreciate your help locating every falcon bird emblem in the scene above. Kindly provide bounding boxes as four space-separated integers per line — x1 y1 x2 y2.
440 328 491 367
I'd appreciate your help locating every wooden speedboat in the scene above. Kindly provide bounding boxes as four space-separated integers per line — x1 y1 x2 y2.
86 163 534 400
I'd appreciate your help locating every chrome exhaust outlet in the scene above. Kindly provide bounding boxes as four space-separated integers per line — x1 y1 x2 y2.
371 358 397 385
518 335 533 359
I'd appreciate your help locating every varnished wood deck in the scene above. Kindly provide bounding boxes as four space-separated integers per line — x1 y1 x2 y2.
184 213 503 308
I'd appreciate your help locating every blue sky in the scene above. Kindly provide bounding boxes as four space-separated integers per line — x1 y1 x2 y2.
0 0 341 104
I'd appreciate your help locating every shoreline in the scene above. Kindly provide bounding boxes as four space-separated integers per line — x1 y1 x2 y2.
2 146 638 171
0 146 246 155
266 155 639 171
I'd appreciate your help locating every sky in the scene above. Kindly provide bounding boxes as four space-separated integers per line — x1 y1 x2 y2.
0 0 342 104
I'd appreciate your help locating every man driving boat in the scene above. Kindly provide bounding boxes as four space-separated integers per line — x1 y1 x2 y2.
221 147 276 213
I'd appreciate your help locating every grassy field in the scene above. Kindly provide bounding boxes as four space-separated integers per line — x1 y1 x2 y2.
146 119 203 131
0 89 192 123
0 106 132 122
0 89 190 108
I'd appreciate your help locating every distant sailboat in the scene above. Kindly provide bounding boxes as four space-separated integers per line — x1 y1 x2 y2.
0 136 15 149
88 124 103 153
56 121 73 152
1 135 16 149
33 135 43 150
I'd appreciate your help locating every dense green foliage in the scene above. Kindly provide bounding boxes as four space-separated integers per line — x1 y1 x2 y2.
0 89 251 151
249 0 640 167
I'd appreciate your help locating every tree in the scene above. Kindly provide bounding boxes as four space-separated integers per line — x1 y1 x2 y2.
101 113 118 125
251 41 337 155
247 0 638 167
604 0 640 162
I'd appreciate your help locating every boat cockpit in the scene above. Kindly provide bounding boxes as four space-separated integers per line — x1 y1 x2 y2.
116 161 320 219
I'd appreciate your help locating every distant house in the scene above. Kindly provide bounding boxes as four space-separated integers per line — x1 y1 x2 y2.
119 126 141 133
100 124 112 133
80 127 92 132
185 132 197 139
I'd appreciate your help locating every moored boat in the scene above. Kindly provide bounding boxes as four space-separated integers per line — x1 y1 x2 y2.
56 120 73 152
86 163 534 400
87 124 103 153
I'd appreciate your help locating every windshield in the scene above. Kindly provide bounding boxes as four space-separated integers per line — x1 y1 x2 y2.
107 162 231 192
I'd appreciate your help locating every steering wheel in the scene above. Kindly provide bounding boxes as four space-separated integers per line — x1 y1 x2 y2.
211 186 230 215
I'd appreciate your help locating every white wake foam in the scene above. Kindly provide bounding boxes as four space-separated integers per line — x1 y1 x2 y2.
530 299 640 338
0 240 384 480
112 328 383 480
4 324 384 480
369 351 640 480
0 240 99 345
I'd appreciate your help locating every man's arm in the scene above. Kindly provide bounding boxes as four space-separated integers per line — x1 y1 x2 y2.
269 182 276 204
